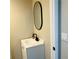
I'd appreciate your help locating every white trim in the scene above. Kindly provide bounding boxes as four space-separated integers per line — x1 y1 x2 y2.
50 0 55 59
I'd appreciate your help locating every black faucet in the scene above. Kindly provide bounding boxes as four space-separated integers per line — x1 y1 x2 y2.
32 33 39 41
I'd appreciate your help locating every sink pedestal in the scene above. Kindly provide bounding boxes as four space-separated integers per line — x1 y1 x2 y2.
21 38 45 59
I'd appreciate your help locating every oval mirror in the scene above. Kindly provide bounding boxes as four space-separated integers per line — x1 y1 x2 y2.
34 1 43 30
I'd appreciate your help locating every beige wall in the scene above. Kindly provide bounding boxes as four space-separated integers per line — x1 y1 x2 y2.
10 0 33 59
33 0 51 59
11 0 52 59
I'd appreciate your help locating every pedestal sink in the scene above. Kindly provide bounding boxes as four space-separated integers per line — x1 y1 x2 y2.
21 38 45 59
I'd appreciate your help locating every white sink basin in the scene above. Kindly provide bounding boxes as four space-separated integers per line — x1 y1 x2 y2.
21 38 44 48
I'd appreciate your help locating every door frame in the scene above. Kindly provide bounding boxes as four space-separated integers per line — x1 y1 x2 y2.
50 0 61 59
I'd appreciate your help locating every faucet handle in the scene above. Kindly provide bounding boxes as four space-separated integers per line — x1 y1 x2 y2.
32 33 37 39
32 33 39 41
